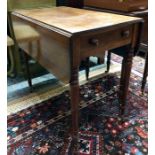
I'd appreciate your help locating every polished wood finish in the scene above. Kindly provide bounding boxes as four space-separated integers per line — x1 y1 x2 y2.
70 37 81 154
12 6 141 82
12 7 142 153
84 7 148 43
80 25 133 56
12 14 71 83
84 0 147 12
119 45 134 114
85 7 147 75
13 7 141 34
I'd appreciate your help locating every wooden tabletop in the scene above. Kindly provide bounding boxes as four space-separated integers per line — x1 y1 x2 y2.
13 6 142 34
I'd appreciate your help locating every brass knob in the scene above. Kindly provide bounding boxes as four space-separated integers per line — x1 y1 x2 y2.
121 30 130 38
89 38 99 46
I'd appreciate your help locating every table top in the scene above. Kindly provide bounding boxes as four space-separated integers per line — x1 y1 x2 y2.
13 6 142 35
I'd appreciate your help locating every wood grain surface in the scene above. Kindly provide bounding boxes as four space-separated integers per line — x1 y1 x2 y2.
13 6 141 34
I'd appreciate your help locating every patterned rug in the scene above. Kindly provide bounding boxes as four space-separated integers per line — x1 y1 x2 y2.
111 53 145 74
61 131 103 155
7 69 148 155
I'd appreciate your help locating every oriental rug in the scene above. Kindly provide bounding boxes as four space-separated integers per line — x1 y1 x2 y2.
7 71 148 155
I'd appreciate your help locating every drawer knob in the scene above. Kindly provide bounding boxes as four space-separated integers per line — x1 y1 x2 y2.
121 30 130 37
89 38 99 46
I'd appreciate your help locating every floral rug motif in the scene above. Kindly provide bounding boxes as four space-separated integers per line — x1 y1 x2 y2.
7 70 148 155
61 131 103 155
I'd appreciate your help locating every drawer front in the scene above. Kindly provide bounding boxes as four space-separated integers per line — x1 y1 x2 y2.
80 25 133 57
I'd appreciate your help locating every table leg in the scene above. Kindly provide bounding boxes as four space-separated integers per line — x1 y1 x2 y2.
85 57 90 80
24 52 33 92
119 48 134 115
70 67 80 155
141 52 148 93
105 51 111 73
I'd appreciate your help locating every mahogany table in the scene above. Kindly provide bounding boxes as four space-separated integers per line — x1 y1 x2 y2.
84 7 147 93
12 6 142 154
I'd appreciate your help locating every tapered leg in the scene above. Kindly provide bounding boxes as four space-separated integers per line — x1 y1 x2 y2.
85 57 90 80
70 68 80 155
23 49 33 92
141 52 148 93
119 48 134 115
106 51 111 73
69 38 81 155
